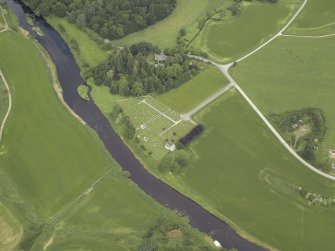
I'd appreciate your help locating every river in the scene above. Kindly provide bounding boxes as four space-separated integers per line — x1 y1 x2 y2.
6 1 265 250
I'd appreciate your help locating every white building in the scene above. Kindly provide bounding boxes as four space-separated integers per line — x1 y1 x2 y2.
165 143 176 152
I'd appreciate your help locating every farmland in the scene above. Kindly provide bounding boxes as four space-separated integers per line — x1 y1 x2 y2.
156 67 229 113
191 0 301 63
167 90 335 250
230 36 335 172
286 0 335 36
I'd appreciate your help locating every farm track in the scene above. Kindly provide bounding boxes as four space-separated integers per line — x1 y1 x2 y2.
0 70 12 144
190 0 335 181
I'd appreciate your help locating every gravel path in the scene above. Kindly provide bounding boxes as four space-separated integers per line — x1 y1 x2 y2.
0 70 12 144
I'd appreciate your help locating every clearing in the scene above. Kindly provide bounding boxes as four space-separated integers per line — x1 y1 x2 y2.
191 0 302 63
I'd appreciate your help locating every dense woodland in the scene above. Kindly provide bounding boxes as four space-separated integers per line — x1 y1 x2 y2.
24 0 176 40
87 42 200 96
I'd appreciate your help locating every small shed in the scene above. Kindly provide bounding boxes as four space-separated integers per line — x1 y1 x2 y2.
165 143 176 152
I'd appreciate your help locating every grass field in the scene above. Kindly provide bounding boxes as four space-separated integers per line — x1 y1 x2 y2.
0 31 112 218
0 9 5 29
48 17 108 67
192 0 301 63
116 96 194 160
286 0 335 36
156 67 229 113
113 0 225 49
230 36 335 171
163 90 335 250
0 203 22 251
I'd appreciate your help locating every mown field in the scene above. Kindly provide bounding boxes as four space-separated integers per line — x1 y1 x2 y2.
156 67 228 113
113 0 225 49
0 203 22 251
286 0 335 36
166 90 335 250
230 36 335 171
192 0 301 63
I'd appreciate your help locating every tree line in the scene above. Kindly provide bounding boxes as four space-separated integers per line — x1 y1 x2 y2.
24 0 176 40
87 42 200 96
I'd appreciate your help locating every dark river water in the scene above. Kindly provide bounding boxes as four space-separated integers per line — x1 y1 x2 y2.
6 1 266 250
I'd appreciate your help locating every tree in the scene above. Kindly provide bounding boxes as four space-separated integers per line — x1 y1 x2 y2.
53 2 67 17
76 14 86 28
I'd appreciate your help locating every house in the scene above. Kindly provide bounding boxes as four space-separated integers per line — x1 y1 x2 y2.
165 143 176 152
155 51 168 62
331 163 335 169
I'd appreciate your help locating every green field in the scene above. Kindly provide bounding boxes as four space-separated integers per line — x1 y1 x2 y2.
113 0 225 49
0 8 5 29
163 90 335 250
286 0 335 35
193 0 301 63
230 36 335 171
156 67 229 113
0 203 22 251
48 17 108 67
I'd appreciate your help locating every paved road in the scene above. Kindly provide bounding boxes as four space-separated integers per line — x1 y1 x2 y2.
0 70 12 144
180 83 233 120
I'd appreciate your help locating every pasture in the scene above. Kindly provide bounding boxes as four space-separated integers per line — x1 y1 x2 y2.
117 96 194 160
0 31 111 218
230 36 335 172
0 203 22 251
48 17 108 67
113 0 225 49
286 0 335 36
193 0 301 63
169 90 335 250
156 67 229 113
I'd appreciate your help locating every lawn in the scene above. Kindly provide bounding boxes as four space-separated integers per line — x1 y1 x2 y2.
48 17 108 67
286 0 335 36
0 31 111 218
193 0 301 63
156 67 229 113
230 36 335 171
166 90 335 250
113 0 225 49
0 8 5 29
0 203 22 251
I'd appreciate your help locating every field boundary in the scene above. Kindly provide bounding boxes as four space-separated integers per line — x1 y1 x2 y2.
0 70 12 144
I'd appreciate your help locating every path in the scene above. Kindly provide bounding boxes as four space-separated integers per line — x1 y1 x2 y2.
180 83 233 121
141 99 181 124
0 70 12 144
